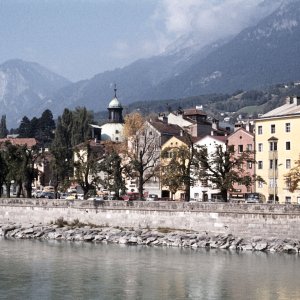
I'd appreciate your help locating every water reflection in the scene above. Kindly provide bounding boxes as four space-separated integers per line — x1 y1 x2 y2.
0 239 299 299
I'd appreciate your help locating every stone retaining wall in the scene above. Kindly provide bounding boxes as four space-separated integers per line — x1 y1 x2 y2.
1 198 300 239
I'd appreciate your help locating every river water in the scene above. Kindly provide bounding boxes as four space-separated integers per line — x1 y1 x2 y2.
0 239 299 300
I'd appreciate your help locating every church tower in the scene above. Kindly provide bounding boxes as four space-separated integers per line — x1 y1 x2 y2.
108 85 123 123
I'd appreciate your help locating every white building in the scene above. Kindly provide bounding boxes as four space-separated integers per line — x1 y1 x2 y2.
191 135 227 201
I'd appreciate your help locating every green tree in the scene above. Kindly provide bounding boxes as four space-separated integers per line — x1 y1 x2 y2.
71 107 93 146
193 144 259 202
18 116 32 137
0 115 8 138
50 107 94 192
98 148 127 198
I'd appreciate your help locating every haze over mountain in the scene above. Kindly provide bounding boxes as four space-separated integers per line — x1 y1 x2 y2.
52 0 300 111
1 0 300 128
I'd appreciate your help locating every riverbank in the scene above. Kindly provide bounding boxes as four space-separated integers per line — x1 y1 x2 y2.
1 221 299 254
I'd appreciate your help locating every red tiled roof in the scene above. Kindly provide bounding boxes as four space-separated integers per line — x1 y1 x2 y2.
0 138 37 148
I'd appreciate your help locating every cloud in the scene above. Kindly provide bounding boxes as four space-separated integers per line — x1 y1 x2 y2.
154 0 282 50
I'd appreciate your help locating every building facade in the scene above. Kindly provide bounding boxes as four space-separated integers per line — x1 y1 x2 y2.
227 127 255 199
255 96 300 204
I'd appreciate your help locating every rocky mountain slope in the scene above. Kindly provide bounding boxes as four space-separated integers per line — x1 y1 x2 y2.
0 59 71 127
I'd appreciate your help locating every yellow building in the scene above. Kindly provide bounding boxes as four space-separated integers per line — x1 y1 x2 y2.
255 96 300 204
161 135 192 201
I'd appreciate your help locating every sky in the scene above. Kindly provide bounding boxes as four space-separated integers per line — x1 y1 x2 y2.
0 0 281 82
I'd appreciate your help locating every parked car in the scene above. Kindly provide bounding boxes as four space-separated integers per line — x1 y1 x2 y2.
245 193 266 203
146 194 158 201
121 192 140 201
40 192 55 199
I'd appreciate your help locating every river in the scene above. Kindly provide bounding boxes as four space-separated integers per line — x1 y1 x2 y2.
0 239 299 299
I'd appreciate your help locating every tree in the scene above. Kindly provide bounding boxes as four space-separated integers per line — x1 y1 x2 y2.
73 142 104 199
36 109 56 146
0 141 38 198
0 151 8 196
18 145 39 198
125 117 160 198
18 116 32 137
50 107 94 192
98 148 127 198
285 157 300 192
193 144 259 202
161 135 195 201
0 115 8 138
71 107 93 146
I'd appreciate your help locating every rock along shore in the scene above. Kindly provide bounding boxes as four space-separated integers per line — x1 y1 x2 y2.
1 221 299 254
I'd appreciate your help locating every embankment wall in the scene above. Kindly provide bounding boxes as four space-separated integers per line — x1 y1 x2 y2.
0 198 300 239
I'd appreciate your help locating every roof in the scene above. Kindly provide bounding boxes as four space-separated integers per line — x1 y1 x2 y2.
108 97 122 109
183 108 207 117
228 127 254 139
0 138 37 148
259 97 300 119
148 119 182 136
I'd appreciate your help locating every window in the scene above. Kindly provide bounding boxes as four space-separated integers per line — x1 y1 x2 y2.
238 145 243 153
258 181 263 188
285 123 290 132
258 126 262 135
247 161 252 169
246 144 253 151
286 141 291 150
258 161 263 169
271 124 275 134
269 178 277 188
269 141 277 151
258 143 263 152
270 159 278 169
285 196 291 204
286 159 291 169
115 130 119 134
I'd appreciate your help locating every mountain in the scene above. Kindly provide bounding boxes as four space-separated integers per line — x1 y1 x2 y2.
53 0 300 111
148 0 300 99
52 37 231 114
0 59 71 127
3 0 300 128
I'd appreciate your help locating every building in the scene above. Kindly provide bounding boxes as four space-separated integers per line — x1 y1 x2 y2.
126 118 183 197
166 107 230 137
227 126 255 200
161 135 194 200
191 135 227 201
255 96 300 204
92 86 124 143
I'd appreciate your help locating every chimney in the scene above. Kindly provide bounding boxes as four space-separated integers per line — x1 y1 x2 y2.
212 118 219 130
158 113 168 123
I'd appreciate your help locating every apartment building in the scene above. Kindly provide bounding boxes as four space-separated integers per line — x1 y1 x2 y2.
255 96 300 204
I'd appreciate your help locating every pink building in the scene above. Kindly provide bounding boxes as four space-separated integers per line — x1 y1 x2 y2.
227 127 255 199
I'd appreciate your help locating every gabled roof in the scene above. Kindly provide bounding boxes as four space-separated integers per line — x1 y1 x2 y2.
0 138 37 148
259 97 300 119
228 127 254 139
148 119 182 136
